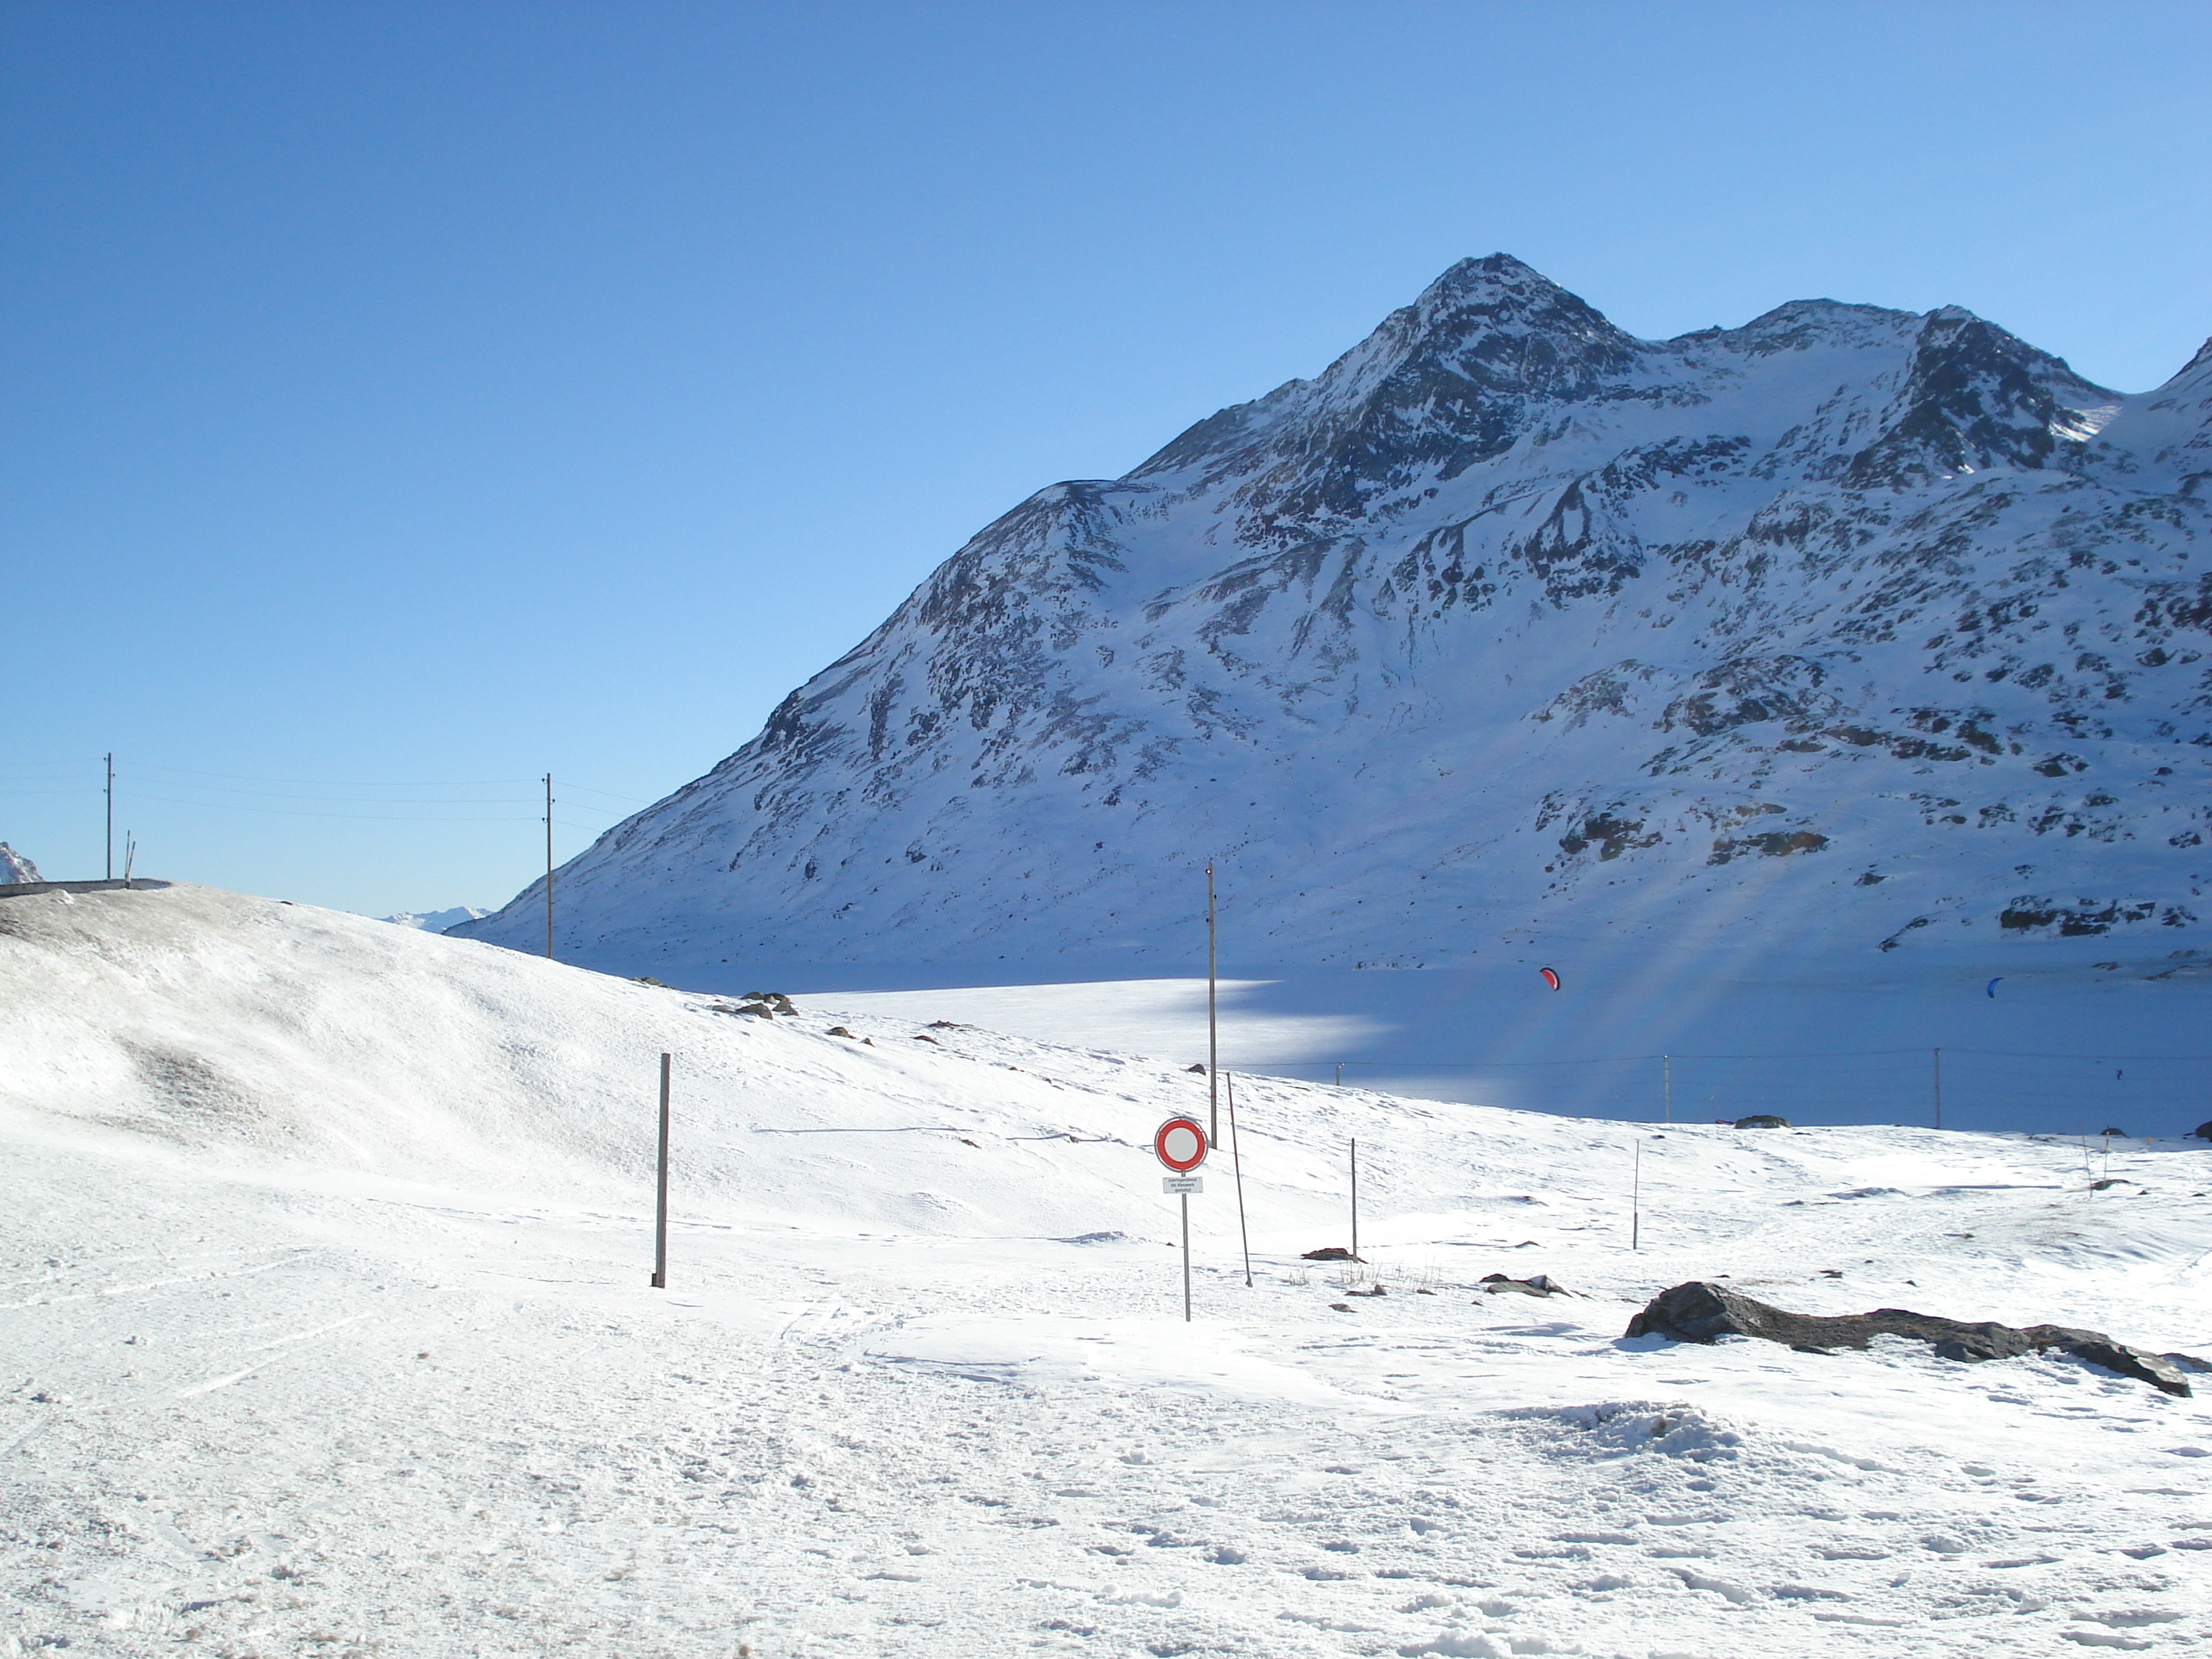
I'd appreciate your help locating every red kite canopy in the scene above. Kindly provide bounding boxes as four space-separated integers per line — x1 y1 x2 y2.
1539 966 1560 991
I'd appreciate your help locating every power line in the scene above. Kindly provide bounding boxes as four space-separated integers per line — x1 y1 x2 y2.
557 781 652 804
125 760 543 786
1238 1046 2212 1069
116 792 541 822
117 791 548 814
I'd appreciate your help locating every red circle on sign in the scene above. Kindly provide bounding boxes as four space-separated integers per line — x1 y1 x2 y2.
1154 1116 1208 1172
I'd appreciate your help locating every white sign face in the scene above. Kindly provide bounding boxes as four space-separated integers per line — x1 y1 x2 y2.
1154 1116 1208 1172
1161 1176 1202 1194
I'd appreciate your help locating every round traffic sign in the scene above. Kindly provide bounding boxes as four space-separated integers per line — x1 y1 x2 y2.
1154 1115 1208 1173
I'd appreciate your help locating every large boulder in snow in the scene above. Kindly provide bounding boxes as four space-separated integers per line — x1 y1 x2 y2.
1626 1280 2192 1397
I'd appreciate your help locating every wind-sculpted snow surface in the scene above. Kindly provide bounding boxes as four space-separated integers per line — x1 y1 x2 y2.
5 885 2211 1655
458 256 2212 984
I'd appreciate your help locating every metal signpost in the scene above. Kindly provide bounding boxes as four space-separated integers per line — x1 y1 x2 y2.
650 1053 671 1288
1154 1115 1208 1322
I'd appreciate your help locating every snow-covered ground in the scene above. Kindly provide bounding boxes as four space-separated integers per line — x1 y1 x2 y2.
5 884 2210 1657
817 961 2212 1137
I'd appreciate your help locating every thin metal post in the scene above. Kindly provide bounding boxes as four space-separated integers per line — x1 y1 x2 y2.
1662 1053 1671 1125
544 774 555 960
1349 1137 1359 1262
1180 1192 1192 1322
650 1052 671 1287
1334 1062 1344 1088
1632 1140 1641 1251
1932 1046 1942 1131
105 754 114 881
1205 862 1218 1146
1227 1070 1252 1287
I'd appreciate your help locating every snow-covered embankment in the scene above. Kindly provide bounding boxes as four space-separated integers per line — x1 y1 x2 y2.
3 884 2208 1656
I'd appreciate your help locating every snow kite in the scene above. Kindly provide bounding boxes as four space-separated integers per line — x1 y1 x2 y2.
1539 967 1561 992
1985 977 2002 998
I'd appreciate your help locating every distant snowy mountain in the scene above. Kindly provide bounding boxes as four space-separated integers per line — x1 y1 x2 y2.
1 843 42 885
457 256 2212 979
382 904 490 934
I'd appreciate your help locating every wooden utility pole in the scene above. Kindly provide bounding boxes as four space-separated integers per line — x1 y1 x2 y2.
544 773 555 959
105 753 114 881
650 1052 671 1287
1206 861 1218 1146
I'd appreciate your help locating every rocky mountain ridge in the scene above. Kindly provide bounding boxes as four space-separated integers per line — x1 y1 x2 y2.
457 256 2212 979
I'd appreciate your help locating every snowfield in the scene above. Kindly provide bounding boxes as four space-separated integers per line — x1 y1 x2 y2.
5 884 2211 1656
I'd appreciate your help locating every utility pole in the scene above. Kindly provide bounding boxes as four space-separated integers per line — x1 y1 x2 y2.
544 773 555 960
1205 860 1219 1147
105 753 114 881
1932 1046 1943 1132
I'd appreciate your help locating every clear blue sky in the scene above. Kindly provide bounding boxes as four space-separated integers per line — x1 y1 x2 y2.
5 1 2207 915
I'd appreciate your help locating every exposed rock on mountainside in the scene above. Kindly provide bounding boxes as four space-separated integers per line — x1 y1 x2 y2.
457 257 2212 974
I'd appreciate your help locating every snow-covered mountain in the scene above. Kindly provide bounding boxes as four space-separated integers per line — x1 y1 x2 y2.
457 256 2212 979
0 842 41 885
380 904 490 934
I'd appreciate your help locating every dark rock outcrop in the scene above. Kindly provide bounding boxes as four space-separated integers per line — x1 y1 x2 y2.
1626 1281 2192 1397
1480 1272 1575 1298
1301 1246 1363 1262
1732 1114 1791 1128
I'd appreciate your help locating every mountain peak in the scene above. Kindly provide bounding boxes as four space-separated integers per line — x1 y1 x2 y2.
1390 253 1630 352
1417 252 1558 303
457 265 2212 981
1130 257 1640 505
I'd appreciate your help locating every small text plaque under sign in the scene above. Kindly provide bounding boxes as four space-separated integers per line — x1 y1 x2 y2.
1162 1176 1202 1194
